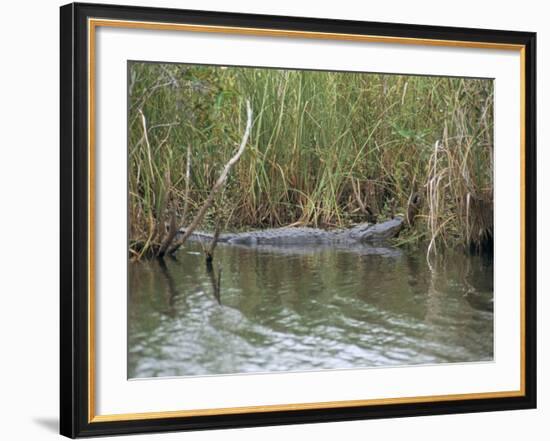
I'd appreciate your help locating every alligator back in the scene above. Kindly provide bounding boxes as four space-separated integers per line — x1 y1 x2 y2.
225 227 334 245
180 217 403 246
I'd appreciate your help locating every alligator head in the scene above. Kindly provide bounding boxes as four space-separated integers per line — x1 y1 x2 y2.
346 216 404 243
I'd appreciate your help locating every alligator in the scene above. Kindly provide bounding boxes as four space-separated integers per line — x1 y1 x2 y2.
178 216 404 246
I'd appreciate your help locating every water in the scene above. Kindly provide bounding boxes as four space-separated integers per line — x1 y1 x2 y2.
128 241 493 378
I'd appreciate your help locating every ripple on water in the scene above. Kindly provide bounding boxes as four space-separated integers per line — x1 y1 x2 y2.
128 242 494 378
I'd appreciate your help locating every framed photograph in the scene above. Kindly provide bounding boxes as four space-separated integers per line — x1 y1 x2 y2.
60 2 537 438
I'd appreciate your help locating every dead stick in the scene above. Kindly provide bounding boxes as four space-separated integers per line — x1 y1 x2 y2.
167 100 253 255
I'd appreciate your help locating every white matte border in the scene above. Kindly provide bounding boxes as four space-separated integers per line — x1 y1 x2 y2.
94 23 521 416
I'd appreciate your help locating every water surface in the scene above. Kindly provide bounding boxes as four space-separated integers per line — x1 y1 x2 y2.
128 241 493 378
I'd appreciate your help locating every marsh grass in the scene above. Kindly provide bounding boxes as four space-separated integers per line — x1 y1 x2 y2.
128 62 493 258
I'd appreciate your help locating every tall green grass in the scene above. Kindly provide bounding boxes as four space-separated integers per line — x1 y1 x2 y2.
128 62 493 258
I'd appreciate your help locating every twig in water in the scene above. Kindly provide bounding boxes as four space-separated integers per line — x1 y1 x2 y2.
205 225 221 265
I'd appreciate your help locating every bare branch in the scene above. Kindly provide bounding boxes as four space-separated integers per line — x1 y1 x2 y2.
166 100 253 255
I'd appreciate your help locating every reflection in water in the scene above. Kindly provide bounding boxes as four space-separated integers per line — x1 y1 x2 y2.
206 260 222 306
128 242 493 378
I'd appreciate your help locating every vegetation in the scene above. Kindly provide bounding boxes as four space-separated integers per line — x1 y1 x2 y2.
128 62 493 259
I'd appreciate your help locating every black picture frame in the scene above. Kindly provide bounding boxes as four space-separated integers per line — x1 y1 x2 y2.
60 2 537 438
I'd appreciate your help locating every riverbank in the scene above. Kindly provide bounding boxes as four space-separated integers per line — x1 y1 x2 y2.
129 63 494 258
